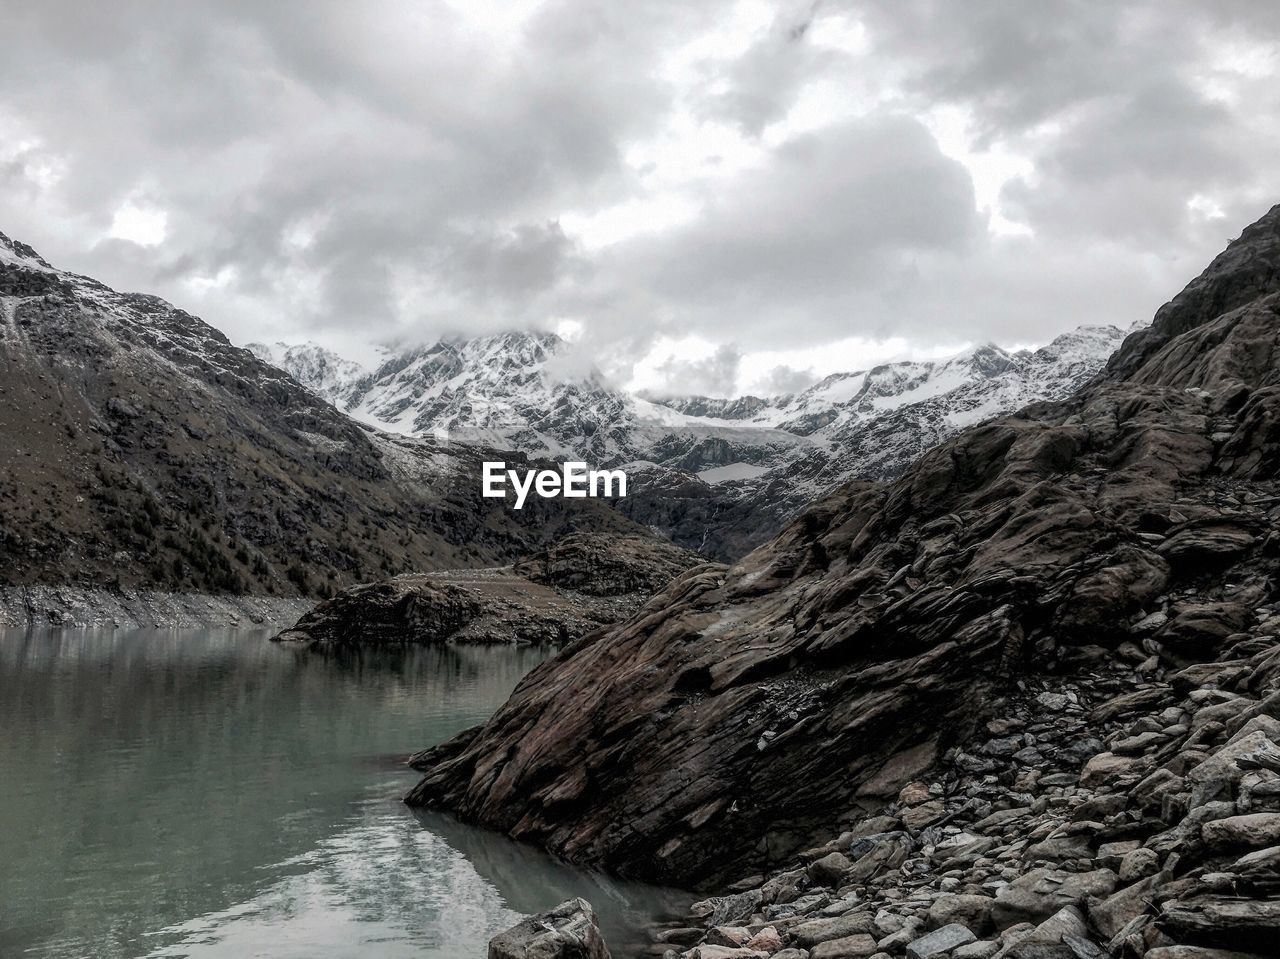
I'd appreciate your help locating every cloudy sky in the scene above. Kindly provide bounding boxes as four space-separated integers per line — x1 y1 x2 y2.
3 1 1279 396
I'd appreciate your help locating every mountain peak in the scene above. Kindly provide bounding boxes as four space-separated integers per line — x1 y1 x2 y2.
1106 202 1280 378
0 230 55 272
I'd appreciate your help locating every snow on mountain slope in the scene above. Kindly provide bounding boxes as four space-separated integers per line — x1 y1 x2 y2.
249 323 1132 558
248 330 810 471
245 341 371 407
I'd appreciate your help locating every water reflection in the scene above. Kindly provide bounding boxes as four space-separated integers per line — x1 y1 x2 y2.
0 628 685 958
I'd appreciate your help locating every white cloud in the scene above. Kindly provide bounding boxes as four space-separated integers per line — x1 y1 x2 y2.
2 0 1279 396
108 201 168 246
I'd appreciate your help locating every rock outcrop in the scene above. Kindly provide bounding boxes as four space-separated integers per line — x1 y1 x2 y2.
404 203 1280 912
488 898 612 959
274 534 706 647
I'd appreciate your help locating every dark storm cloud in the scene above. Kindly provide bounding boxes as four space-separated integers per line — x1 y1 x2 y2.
3 0 1280 383
0 0 736 340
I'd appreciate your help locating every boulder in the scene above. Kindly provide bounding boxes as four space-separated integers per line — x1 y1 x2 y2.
810 934 878 959
1080 752 1151 789
792 914 876 948
954 942 1000 959
927 895 995 935
1118 847 1161 881
991 869 1118 929
906 924 977 958
488 898 611 959
1201 813 1280 852
1158 897 1280 954
809 852 855 887
1000 905 1091 959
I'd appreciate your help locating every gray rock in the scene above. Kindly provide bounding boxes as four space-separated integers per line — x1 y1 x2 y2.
691 891 764 927
791 914 876 948
1080 752 1150 789
991 869 1118 929
1000 905 1088 959
1158 897 1280 955
1145 947 1274 959
1202 813 1280 852
906 923 977 959
953 942 1000 959
1118 847 1160 881
876 917 925 954
810 852 856 887
1187 733 1280 786
488 898 611 959
927 895 994 935
809 934 878 958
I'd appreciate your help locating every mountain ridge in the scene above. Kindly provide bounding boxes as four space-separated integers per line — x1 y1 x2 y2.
250 324 1131 559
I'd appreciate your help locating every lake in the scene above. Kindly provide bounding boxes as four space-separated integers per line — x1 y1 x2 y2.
0 628 687 958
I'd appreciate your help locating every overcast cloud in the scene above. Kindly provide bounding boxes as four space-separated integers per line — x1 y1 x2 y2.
3 0 1279 395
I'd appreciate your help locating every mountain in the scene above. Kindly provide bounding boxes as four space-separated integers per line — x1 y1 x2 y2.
615 325 1131 558
0 231 637 612
252 326 1128 559
244 340 371 407
404 197 1280 954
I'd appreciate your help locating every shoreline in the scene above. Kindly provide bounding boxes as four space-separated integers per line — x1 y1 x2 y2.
0 585 313 630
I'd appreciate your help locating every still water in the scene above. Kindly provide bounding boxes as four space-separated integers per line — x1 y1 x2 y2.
0 628 687 958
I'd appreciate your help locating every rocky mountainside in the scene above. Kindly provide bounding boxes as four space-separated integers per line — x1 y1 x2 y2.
252 327 1126 560
0 232 637 606
273 533 707 648
404 205 1280 956
245 340 373 408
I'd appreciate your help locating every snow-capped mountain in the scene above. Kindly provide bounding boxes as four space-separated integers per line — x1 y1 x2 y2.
613 325 1133 557
0 229 636 598
245 341 370 407
253 330 810 470
249 324 1132 558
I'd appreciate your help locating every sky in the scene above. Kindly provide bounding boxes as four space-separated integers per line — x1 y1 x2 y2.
2 0 1279 396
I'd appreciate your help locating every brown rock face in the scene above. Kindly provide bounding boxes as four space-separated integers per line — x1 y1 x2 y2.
405 205 1280 888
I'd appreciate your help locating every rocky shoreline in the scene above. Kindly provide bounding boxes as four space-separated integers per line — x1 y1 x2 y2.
0 584 312 629
640 625 1280 958
421 205 1280 959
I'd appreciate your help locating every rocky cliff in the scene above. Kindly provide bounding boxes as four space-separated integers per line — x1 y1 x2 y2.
404 202 1280 925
